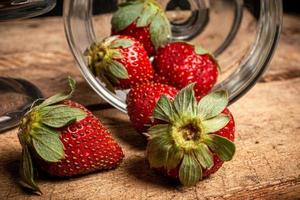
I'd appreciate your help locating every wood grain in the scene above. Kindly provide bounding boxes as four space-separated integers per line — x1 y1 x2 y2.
0 13 299 200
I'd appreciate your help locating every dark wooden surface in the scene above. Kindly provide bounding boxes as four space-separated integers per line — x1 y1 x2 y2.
0 13 299 199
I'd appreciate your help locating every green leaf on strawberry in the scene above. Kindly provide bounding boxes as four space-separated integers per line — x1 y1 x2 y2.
179 153 202 186
153 95 174 122
147 84 235 186
194 46 209 55
203 134 235 161
150 14 171 49
147 128 172 168
109 60 129 79
110 38 134 49
31 125 64 162
19 145 41 194
173 83 197 116
18 78 87 194
111 2 144 32
194 45 221 73
136 2 157 27
197 90 228 119
112 0 171 49
37 77 75 108
202 114 230 133
194 143 213 169
39 105 86 128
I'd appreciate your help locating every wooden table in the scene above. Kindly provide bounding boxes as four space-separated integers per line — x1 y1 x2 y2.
0 14 299 200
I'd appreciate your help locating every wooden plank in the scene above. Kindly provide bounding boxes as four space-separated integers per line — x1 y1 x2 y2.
0 78 299 200
0 13 299 200
224 178 300 200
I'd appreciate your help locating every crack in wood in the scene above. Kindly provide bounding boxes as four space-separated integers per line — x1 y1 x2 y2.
223 177 300 200
260 70 300 83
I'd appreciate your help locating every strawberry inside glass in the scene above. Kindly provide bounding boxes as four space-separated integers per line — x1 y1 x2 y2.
64 0 282 112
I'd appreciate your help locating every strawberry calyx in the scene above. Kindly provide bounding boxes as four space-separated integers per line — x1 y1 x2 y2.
85 36 132 92
146 84 235 186
194 45 221 73
18 78 87 194
111 0 171 49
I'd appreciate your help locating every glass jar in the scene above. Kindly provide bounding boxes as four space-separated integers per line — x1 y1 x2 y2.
63 0 282 113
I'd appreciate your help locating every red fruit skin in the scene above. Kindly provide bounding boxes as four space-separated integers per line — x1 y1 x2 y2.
112 22 156 56
156 108 235 179
113 35 154 89
153 73 169 85
38 100 124 177
153 42 218 98
126 83 178 134
202 108 235 177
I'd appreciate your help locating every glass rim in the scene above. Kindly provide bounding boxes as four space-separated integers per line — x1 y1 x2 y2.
63 0 283 113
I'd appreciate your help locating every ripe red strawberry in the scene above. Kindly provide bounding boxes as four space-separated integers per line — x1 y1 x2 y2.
18 78 124 194
126 82 178 134
111 0 171 56
153 42 219 98
85 35 153 92
146 84 235 186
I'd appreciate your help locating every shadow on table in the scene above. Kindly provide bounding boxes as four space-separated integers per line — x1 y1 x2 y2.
125 156 181 189
4 158 40 195
4 157 127 195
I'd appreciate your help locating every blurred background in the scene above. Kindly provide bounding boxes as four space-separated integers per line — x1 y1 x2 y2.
42 0 299 17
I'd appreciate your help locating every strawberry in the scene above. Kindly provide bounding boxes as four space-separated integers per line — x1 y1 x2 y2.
111 0 171 56
153 42 219 98
146 84 235 186
85 35 153 92
18 78 124 194
126 82 178 134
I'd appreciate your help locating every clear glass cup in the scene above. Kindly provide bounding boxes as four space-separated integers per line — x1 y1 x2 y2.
0 0 56 132
63 0 282 113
